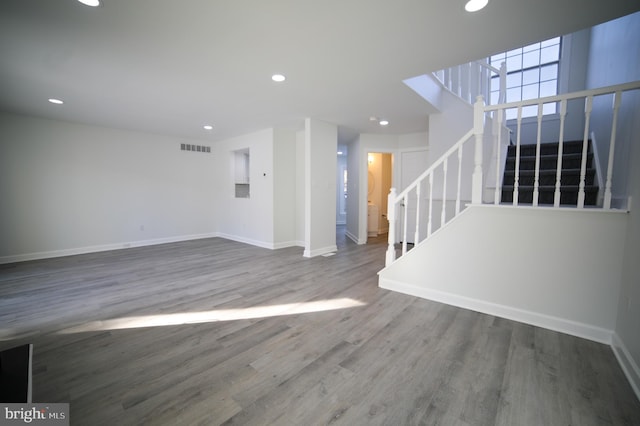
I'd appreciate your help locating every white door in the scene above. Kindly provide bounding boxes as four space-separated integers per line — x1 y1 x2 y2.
399 149 429 244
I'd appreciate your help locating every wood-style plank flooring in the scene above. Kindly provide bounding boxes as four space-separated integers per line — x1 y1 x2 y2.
1 228 639 425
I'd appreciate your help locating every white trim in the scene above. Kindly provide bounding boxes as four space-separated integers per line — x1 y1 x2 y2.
378 277 613 344
216 233 273 250
0 232 219 264
612 333 640 402
272 240 304 250
345 229 365 245
303 245 338 258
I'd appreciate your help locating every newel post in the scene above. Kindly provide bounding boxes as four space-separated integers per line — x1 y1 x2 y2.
385 188 397 266
472 95 485 204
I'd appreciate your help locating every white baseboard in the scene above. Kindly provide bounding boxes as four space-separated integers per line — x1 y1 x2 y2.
345 230 365 245
216 233 274 249
217 234 304 250
0 232 219 264
612 333 640 402
303 245 338 258
378 277 613 345
273 240 305 250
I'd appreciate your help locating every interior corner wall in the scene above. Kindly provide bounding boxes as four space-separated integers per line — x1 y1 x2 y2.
273 127 297 248
214 128 275 248
585 11 640 207
427 90 473 163
615 92 640 398
583 10 640 397
295 130 306 245
304 118 337 257
345 136 362 244
0 112 216 263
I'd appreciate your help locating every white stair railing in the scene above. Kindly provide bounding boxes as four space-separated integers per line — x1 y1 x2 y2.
485 80 640 209
386 80 640 267
385 97 485 266
434 61 506 106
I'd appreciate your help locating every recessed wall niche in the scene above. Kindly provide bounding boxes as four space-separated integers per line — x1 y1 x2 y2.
233 148 250 198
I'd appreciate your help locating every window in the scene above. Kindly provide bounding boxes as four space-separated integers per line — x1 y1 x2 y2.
490 37 561 119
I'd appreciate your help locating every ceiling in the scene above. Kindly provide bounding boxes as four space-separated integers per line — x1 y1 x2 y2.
1 0 638 144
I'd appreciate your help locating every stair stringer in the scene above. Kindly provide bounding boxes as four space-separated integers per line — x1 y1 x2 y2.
378 204 628 344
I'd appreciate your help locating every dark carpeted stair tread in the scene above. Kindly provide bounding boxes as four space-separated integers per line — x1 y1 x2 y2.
502 140 599 206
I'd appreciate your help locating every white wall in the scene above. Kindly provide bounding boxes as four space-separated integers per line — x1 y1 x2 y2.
273 128 297 248
345 136 362 244
427 90 473 163
215 129 276 248
346 132 428 245
380 205 627 344
295 130 306 245
304 118 337 257
0 112 216 263
586 11 640 208
585 10 640 399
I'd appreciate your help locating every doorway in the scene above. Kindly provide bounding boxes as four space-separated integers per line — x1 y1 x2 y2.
367 152 392 241
336 150 347 225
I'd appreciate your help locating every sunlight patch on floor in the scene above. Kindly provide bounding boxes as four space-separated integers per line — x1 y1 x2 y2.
56 298 366 334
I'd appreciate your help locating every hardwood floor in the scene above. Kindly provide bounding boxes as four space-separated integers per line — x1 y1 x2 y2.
1 229 639 425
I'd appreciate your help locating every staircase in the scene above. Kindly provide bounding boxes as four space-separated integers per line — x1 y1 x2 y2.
501 140 599 206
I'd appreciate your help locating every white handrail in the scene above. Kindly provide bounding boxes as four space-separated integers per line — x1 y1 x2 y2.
484 81 640 113
433 61 506 106
386 80 640 266
490 80 639 209
386 129 475 266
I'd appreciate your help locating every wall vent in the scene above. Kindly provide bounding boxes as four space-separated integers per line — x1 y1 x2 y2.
180 143 211 153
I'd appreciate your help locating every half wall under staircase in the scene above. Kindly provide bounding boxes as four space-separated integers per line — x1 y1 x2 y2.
380 79 640 344
378 204 627 343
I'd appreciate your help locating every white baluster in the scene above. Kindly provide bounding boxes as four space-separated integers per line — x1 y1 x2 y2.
427 172 434 237
441 158 448 227
477 63 484 103
385 188 397 266
456 144 463 214
533 103 543 206
499 62 507 104
513 106 523 206
402 194 409 256
457 65 462 98
472 96 485 204
467 62 472 103
578 96 593 208
447 68 452 92
554 100 568 207
604 92 621 209
414 181 421 245
494 108 504 205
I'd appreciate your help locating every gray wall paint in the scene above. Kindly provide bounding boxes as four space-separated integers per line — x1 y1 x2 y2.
584 11 640 394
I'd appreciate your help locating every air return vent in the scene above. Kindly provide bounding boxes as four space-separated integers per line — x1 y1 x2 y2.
180 143 211 153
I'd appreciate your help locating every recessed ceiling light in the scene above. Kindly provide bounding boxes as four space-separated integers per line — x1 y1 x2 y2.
379 120 389 126
203 125 214 130
465 0 489 12
48 98 64 105
271 74 286 82
77 0 101 6
337 151 343 155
